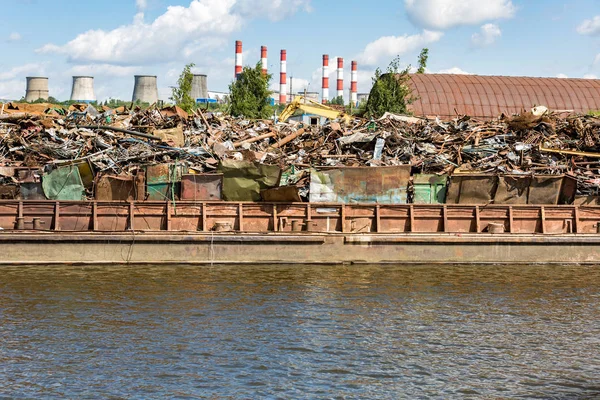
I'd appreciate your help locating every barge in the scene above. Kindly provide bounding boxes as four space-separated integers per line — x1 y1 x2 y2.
1 200 599 265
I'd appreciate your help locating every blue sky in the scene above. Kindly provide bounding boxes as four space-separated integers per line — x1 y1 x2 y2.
1 0 600 101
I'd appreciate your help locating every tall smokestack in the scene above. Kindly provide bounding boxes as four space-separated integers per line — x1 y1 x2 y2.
322 55 329 104
132 75 158 104
70 76 96 103
351 61 358 106
280 50 287 105
337 58 344 100
261 46 268 76
190 74 208 101
235 40 243 78
25 77 49 102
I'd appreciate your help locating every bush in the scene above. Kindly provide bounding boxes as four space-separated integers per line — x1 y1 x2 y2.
364 56 414 118
228 63 273 119
170 63 196 113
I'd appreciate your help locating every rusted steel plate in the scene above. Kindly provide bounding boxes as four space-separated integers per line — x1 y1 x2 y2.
0 201 598 236
96 175 138 201
180 174 222 201
310 166 411 204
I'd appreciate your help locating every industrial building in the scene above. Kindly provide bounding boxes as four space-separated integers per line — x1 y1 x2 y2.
407 74 600 119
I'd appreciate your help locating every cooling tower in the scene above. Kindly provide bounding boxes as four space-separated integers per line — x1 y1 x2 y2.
190 74 208 101
70 76 96 103
25 77 49 102
132 75 158 104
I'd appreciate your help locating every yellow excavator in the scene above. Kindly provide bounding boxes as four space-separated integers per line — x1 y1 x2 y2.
278 96 351 125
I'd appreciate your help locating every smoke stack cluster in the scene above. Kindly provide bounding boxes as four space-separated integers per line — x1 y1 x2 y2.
70 76 96 103
25 77 49 102
132 75 158 104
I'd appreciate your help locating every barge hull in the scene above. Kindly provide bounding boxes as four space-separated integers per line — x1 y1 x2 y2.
0 232 599 265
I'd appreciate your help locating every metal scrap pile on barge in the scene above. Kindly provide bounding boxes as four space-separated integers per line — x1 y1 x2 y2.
0 102 599 264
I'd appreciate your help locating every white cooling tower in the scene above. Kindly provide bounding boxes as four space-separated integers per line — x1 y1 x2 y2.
190 74 208 101
132 75 158 104
25 77 49 102
70 76 96 103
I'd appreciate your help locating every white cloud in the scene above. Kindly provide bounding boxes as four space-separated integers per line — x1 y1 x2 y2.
0 80 24 100
471 24 501 47
37 0 311 66
595 54 600 66
436 67 472 75
556 73 568 79
8 32 22 42
136 0 148 12
577 16 600 36
405 0 515 30
584 74 598 79
69 64 140 77
358 30 443 66
0 64 46 81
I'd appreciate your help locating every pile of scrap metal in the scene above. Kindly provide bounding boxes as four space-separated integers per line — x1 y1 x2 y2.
0 101 599 204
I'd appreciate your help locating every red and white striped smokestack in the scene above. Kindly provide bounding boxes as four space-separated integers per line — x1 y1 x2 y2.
261 46 268 76
280 50 287 104
235 40 243 78
337 57 344 100
351 61 358 105
322 55 329 104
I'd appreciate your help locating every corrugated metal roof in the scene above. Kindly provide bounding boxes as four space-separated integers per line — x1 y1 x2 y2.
406 74 600 119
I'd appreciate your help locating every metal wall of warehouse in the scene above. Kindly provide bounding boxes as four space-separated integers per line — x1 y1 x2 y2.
405 74 600 119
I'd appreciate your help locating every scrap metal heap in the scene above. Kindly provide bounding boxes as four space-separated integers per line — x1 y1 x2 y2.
0 101 600 201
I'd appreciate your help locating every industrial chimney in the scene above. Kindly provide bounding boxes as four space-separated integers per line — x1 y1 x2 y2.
322 55 329 104
132 75 159 104
280 50 287 105
350 61 358 106
190 74 208 101
235 40 243 78
70 76 96 103
336 58 344 100
261 46 268 76
25 77 49 102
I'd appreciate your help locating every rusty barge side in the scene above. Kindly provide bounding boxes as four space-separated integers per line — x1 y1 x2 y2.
0 201 599 265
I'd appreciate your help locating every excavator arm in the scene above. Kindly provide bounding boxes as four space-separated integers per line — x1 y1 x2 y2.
279 96 351 125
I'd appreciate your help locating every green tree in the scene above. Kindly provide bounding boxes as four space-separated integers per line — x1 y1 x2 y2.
228 62 273 119
364 56 414 118
417 48 429 74
330 96 344 106
170 63 196 113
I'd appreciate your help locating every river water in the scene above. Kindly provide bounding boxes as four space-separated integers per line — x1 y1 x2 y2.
0 264 599 399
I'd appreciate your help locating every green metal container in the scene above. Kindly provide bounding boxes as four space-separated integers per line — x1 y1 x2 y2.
145 163 186 201
413 174 448 204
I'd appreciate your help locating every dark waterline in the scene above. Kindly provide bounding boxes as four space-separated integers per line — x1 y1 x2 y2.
1 264 599 399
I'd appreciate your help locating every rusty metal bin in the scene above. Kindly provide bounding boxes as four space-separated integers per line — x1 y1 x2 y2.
180 174 223 201
494 175 531 204
528 175 577 205
446 174 498 204
413 174 447 204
